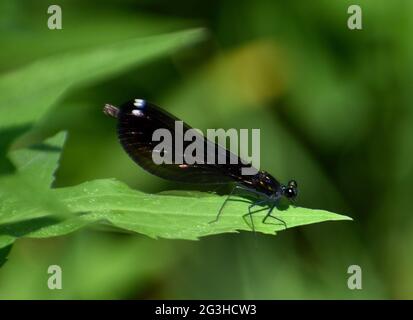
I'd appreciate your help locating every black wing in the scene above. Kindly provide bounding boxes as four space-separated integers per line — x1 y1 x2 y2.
113 99 254 184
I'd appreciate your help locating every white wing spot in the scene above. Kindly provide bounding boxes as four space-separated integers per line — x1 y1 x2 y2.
132 109 144 117
133 99 145 108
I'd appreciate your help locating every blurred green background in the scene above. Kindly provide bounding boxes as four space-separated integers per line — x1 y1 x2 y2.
1 0 412 299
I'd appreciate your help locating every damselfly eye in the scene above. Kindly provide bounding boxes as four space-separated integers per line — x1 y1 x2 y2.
285 186 298 199
288 180 298 188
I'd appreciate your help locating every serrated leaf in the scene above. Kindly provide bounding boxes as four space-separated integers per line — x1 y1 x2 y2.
0 178 351 246
0 130 351 250
56 179 351 239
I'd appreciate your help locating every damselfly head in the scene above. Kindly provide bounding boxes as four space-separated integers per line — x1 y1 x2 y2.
283 179 298 200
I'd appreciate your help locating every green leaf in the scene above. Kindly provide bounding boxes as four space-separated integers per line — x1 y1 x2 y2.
0 244 12 268
57 180 351 239
0 28 206 130
0 132 69 225
9 132 67 187
0 179 351 246
0 131 351 250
